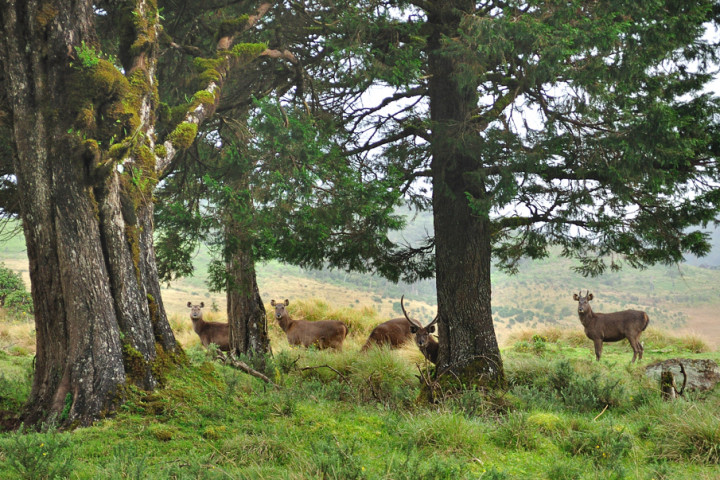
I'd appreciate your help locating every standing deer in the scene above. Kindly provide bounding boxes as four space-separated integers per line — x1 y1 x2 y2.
270 299 348 350
361 317 413 352
400 295 439 364
187 301 230 351
573 291 649 362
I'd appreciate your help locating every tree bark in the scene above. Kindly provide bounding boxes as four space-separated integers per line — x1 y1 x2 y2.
226 221 270 370
0 1 180 426
427 2 505 388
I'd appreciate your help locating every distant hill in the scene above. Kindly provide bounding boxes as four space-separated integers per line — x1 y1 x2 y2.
1 215 719 346
683 223 720 268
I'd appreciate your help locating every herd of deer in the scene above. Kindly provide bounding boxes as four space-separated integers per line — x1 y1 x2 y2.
187 290 650 364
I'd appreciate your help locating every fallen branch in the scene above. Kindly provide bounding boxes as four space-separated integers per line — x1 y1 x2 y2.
217 352 280 389
300 364 348 382
593 404 609 421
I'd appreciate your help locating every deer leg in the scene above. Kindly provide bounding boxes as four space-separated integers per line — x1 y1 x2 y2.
593 338 603 361
627 338 639 363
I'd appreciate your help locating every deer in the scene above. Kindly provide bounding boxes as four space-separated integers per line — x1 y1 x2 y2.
360 317 414 352
187 301 230 351
573 291 650 362
400 295 439 364
270 299 348 350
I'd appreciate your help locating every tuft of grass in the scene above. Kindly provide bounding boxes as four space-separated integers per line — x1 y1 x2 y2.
491 410 540 450
643 327 711 354
653 407 720 464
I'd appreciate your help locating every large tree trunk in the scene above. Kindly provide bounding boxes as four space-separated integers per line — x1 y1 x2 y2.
0 1 180 426
226 221 270 370
427 2 505 388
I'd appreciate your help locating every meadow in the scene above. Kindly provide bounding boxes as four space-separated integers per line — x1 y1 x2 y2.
1 224 720 479
0 298 719 479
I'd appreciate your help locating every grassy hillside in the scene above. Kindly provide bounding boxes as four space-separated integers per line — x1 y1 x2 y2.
0 300 718 479
2 215 720 347
2 218 719 478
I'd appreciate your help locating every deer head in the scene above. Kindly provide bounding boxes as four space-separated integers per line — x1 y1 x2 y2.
400 295 439 350
187 301 205 320
270 299 289 319
573 290 593 314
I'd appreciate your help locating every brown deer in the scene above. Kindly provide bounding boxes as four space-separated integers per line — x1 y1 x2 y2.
573 291 650 362
400 295 439 364
187 302 230 351
361 317 413 352
270 299 348 350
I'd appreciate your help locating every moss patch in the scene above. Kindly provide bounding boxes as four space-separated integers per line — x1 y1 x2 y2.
168 122 197 150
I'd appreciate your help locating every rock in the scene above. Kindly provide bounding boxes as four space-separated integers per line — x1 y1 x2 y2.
645 358 720 392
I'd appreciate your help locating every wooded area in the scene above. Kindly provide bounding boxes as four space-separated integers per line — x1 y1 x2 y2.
1 0 719 425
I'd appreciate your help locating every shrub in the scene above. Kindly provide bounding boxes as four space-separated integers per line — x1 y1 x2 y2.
0 423 75 480
559 422 634 469
0 264 25 305
550 360 625 412
0 264 32 317
4 291 32 316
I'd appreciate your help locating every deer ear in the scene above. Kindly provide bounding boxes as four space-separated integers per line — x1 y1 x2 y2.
187 302 192 308
587 293 593 301
284 299 289 306
200 302 204 308
270 299 276 306
573 294 579 301
427 326 435 334
410 326 418 334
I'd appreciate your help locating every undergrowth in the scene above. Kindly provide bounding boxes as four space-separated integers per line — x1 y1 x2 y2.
0 313 718 479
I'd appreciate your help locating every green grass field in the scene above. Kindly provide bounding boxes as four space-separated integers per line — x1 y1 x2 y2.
1 300 719 479
1 223 720 479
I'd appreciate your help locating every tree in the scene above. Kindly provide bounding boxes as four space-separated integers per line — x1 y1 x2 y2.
299 0 720 387
0 0 292 425
152 3 412 364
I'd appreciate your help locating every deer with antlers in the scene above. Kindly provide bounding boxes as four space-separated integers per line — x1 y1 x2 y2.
400 295 439 364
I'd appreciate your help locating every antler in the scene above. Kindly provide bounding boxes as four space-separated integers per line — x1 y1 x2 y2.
400 295 412 323
400 295 422 327
402 295 438 328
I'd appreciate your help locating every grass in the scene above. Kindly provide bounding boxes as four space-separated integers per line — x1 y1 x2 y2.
1 300 719 479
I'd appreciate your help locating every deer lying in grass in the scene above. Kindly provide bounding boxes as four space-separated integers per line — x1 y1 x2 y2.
270 299 348 350
187 302 230 351
361 317 413 352
401 295 439 364
573 291 649 362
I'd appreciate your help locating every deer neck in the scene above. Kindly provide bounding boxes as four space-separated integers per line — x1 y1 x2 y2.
578 307 595 328
277 313 294 332
423 338 439 363
191 317 206 335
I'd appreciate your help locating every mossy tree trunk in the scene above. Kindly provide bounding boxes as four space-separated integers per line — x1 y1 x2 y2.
226 241 270 369
426 1 504 388
223 187 270 367
0 0 181 426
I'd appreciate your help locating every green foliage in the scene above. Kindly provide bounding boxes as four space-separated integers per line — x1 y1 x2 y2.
0 264 32 317
73 41 101 68
0 264 24 305
0 424 75 480
310 436 364 480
